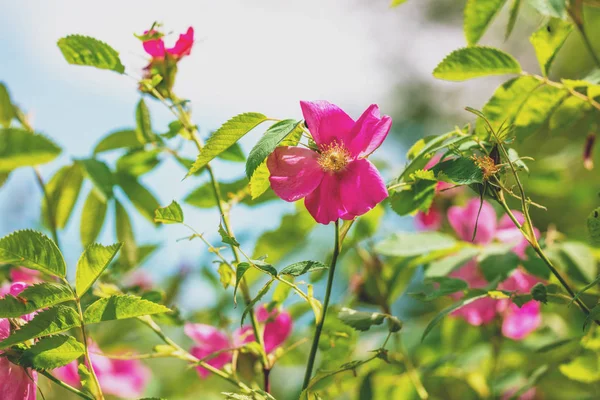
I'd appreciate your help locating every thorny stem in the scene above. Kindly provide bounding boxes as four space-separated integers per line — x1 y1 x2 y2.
39 370 95 400
302 220 342 391
144 85 269 388
138 316 252 392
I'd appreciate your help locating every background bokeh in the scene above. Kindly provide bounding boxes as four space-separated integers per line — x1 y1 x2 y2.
1 0 599 399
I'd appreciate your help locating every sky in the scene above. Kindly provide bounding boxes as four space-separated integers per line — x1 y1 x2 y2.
0 0 516 310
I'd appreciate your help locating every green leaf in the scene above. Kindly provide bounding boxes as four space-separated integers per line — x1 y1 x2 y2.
280 261 328 276
233 262 251 304
479 252 520 283
588 208 600 245
77 364 98 398
115 200 137 269
0 305 81 349
154 201 184 224
530 18 573 76
19 335 85 370
253 209 316 264
77 158 114 201
241 280 273 326
0 82 14 128
186 113 268 177
57 35 125 73
0 128 61 172
464 0 508 46
241 260 278 277
390 0 407 6
84 294 171 324
513 85 567 138
559 354 600 383
425 246 480 277
218 143 245 162
529 0 567 18
422 293 488 341
430 157 484 185
549 96 590 132
135 99 156 143
219 224 240 247
390 178 437 216
93 129 142 154
0 230 66 277
116 149 161 177
76 242 122 296
218 263 235 289
410 277 468 301
44 163 84 230
116 173 160 223
0 282 74 318
505 0 522 40
475 76 541 138
375 232 456 257
185 178 248 208
433 46 521 81
560 241 596 282
246 119 301 179
338 308 386 331
249 161 272 200
80 189 107 246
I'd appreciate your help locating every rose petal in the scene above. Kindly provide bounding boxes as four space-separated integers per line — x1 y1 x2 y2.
447 199 497 244
496 212 539 259
501 301 541 340
452 297 498 326
338 159 388 217
304 173 351 224
499 270 542 293
345 104 392 158
256 306 293 353
0 358 37 400
167 27 194 57
184 323 231 379
143 38 166 58
267 146 324 202
415 208 443 231
300 100 355 147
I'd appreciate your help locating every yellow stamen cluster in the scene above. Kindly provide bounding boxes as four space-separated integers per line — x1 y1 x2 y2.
471 154 500 180
318 141 352 173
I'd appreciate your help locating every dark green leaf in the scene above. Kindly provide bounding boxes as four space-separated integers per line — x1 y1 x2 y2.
560 241 596 282
83 294 171 324
479 252 520 283
505 0 522 40
0 83 14 128
115 200 137 269
57 35 125 73
116 149 161 177
410 277 468 301
19 335 85 370
218 143 245 162
390 178 437 216
431 157 484 185
422 293 489 341
338 307 386 331
43 163 84 230
135 99 157 143
233 262 251 304
0 230 65 277
245 119 301 179
241 280 273 326
219 224 239 247
116 173 160 223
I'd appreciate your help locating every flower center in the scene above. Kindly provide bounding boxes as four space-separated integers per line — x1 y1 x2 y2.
317 141 351 173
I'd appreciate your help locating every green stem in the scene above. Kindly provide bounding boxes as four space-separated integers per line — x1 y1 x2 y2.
393 334 429 400
302 220 342 390
73 293 104 400
39 370 95 400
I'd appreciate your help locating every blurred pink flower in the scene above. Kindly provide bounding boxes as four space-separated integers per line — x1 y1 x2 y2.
0 283 37 400
53 343 151 398
143 27 194 59
446 199 543 339
267 100 391 224
234 305 293 353
502 386 536 400
415 207 443 231
124 270 153 291
9 268 41 284
424 154 454 193
185 323 232 379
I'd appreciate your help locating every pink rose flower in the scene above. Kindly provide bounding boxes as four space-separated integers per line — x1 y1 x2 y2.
501 386 536 400
9 268 41 284
143 27 194 59
234 305 293 354
446 199 543 339
0 283 37 400
185 323 232 379
415 207 443 231
124 270 153 291
267 100 392 224
53 342 151 398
